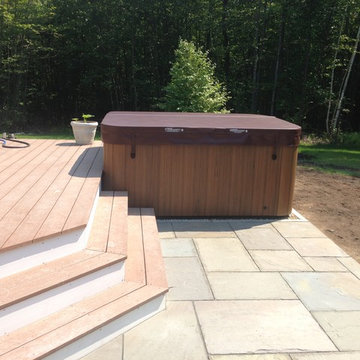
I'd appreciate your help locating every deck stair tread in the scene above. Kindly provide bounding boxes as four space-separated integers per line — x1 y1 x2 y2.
0 283 166 360
125 208 145 284
107 191 128 254
0 250 125 310
87 191 128 254
0 203 168 360
141 208 168 288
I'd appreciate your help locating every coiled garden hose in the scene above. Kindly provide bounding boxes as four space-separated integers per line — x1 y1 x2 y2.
0 137 30 148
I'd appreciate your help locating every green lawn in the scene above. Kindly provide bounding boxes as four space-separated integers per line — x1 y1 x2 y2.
12 129 360 177
16 128 101 140
298 143 360 177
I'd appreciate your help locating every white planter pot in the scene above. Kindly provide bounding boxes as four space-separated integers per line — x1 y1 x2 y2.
71 121 98 145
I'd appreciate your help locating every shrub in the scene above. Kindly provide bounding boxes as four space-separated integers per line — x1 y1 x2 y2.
160 39 229 113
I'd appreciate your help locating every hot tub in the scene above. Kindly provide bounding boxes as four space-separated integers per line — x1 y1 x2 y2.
101 112 301 217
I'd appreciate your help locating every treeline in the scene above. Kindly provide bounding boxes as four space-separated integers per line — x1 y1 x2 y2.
0 0 359 132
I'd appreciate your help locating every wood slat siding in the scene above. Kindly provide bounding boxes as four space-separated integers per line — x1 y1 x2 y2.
103 143 298 217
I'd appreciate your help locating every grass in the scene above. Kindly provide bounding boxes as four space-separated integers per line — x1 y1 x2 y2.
15 128 101 140
11 128 360 177
298 142 360 177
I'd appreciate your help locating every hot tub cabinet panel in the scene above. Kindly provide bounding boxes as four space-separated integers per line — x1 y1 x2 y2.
101 112 301 217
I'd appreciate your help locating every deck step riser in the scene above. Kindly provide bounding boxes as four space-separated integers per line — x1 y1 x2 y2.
43 294 166 360
0 262 125 336
0 189 100 279
0 228 85 279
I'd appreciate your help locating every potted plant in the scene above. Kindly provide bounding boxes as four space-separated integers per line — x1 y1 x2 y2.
70 114 98 145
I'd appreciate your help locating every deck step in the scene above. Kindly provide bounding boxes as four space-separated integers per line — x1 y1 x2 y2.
0 283 166 360
0 250 125 310
0 191 168 359
125 208 167 288
87 191 128 254
0 251 126 336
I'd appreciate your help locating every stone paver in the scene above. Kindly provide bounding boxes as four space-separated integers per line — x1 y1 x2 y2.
207 272 297 300
164 257 213 300
339 257 360 279
211 355 291 360
228 220 273 230
160 238 197 257
156 221 175 238
195 300 336 354
291 352 360 359
236 228 292 250
304 257 348 272
272 222 326 238
81 335 123 360
87 217 360 360
283 272 360 311
172 220 236 238
195 237 258 272
312 311 360 351
124 301 208 360
250 251 312 271
286 237 347 257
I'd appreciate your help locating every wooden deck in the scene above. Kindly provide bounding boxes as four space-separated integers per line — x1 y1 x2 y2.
0 139 103 252
0 140 168 358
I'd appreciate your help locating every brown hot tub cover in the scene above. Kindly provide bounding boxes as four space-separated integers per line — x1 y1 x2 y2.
101 112 301 147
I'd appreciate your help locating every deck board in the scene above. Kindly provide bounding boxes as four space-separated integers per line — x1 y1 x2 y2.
63 147 104 232
0 139 40 173
0 140 102 252
125 208 146 284
87 191 113 252
35 146 101 240
6 145 85 247
107 191 128 254
0 140 56 201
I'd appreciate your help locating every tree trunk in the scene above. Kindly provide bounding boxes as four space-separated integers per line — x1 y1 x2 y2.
251 1 261 113
331 24 360 132
326 5 347 133
222 0 230 83
130 35 138 110
270 5 285 116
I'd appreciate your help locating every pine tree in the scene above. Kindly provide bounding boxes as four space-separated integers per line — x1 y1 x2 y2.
161 39 229 113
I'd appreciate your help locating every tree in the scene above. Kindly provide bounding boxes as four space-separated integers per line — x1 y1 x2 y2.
160 39 229 113
330 24 360 133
